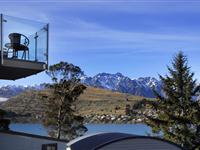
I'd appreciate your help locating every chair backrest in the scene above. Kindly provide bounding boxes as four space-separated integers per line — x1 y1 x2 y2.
8 33 21 45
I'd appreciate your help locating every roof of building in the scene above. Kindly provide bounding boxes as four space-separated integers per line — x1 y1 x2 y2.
67 132 184 150
0 130 67 143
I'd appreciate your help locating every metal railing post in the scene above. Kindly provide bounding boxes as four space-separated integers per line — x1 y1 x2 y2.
34 32 38 62
46 23 49 69
0 14 3 65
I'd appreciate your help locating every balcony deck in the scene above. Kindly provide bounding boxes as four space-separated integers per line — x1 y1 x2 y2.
0 58 46 80
0 14 49 80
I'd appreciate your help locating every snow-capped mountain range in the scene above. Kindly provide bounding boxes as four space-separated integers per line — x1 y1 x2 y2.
0 84 45 99
81 72 162 98
0 73 162 99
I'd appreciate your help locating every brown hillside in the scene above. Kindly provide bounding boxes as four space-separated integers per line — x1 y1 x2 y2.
77 86 145 115
0 86 146 122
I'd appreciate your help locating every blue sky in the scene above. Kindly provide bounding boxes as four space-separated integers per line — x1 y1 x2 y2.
0 0 200 86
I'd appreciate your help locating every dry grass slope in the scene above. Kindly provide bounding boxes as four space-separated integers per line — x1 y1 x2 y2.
77 87 145 115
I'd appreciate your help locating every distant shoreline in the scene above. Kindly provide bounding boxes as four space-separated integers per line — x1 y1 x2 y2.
7 114 145 124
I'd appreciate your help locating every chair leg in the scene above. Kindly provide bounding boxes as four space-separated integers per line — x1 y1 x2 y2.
28 50 29 60
22 51 26 60
13 50 17 59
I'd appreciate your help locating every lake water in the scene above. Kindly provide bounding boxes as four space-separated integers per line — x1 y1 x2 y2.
10 123 152 136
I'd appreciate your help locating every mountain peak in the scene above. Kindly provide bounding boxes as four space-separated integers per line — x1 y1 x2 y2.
82 72 162 98
115 72 124 77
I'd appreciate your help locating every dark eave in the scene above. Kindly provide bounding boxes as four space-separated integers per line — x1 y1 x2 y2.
0 130 67 143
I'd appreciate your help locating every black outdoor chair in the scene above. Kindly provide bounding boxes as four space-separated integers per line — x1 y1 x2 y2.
5 33 29 60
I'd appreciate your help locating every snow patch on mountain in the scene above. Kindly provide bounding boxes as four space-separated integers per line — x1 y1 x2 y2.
0 97 8 102
0 84 45 98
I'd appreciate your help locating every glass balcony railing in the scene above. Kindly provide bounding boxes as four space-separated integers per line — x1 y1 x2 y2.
0 14 48 66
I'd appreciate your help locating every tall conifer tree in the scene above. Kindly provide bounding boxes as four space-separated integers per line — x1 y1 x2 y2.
145 51 200 149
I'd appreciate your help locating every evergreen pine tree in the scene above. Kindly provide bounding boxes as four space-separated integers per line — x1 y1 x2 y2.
0 109 10 130
145 51 200 149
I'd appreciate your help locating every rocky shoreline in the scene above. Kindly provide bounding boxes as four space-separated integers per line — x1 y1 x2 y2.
7 109 153 124
8 114 145 124
84 114 144 124
83 109 154 124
